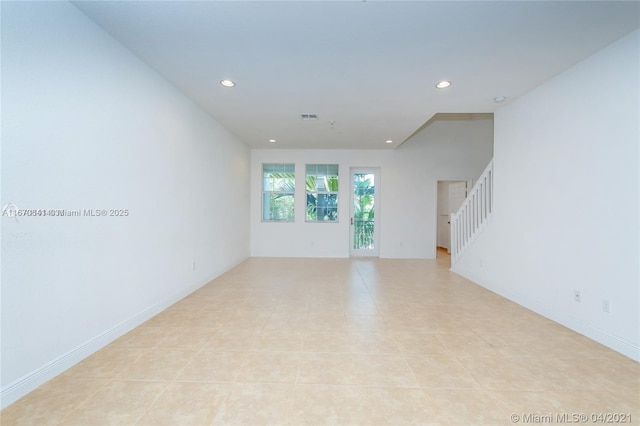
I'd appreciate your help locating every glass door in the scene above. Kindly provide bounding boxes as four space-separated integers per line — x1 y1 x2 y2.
350 168 380 257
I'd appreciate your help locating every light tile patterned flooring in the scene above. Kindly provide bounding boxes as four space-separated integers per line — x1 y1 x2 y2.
2 250 638 425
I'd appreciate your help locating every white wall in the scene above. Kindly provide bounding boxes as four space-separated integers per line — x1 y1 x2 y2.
452 30 639 360
1 1 250 407
251 115 493 258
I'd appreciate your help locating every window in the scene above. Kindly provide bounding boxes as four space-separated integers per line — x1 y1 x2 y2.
262 164 295 221
306 164 339 222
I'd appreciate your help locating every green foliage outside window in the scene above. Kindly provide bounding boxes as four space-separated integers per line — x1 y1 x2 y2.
353 174 375 249
263 164 295 221
306 164 338 222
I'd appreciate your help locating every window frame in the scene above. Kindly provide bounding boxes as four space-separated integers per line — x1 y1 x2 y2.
305 164 339 223
262 163 296 222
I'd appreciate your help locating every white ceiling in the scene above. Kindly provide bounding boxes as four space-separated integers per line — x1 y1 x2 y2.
72 1 639 150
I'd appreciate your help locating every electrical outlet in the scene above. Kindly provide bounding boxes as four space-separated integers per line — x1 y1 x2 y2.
574 290 581 303
602 299 610 313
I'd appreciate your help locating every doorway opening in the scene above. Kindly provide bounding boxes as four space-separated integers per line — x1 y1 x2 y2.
436 179 471 254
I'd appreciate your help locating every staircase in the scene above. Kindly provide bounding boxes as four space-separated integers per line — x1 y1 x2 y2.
450 160 493 265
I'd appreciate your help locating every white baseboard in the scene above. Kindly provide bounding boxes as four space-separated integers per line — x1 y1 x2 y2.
451 265 640 362
0 262 243 410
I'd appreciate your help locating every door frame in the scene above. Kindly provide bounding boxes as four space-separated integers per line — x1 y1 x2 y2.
350 167 381 257
435 178 472 254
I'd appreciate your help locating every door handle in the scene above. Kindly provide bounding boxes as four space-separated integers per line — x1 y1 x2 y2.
350 217 353 225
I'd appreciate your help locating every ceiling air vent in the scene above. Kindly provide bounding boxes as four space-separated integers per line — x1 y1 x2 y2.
300 113 318 121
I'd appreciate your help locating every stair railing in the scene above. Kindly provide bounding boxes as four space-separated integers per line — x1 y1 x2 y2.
450 159 493 265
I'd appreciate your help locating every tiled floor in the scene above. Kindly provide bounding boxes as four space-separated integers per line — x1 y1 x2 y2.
2 250 638 425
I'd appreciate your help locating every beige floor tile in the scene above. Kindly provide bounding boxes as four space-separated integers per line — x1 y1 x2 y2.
481 332 578 358
263 312 308 331
223 314 270 331
306 312 348 331
211 383 294 425
569 391 640 422
423 389 506 425
63 346 146 379
253 330 304 352
0 377 108 426
489 391 640 424
568 333 634 357
273 300 310 314
383 313 425 331
155 327 216 350
237 352 301 384
117 349 196 381
348 331 402 354
417 316 476 334
4 253 638 425
345 314 388 332
406 355 481 389
368 297 403 310
352 354 418 387
62 380 167 426
555 356 640 392
355 387 438 425
488 389 572 419
458 354 587 391
202 329 260 351
436 333 500 357
289 384 363 425
343 301 379 316
136 382 230 426
164 296 211 312
488 389 640 425
393 332 449 356
303 331 352 353
297 353 359 385
112 326 172 349
308 300 344 313
143 309 198 328
178 351 246 382
456 354 542 391
187 310 233 328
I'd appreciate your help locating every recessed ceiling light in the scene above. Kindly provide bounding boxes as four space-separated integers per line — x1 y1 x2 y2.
220 79 236 87
493 96 507 103
435 80 452 89
268 139 276 143
385 140 393 144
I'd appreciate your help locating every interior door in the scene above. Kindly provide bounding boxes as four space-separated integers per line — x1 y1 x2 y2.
448 181 467 213
350 168 380 257
446 181 468 253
